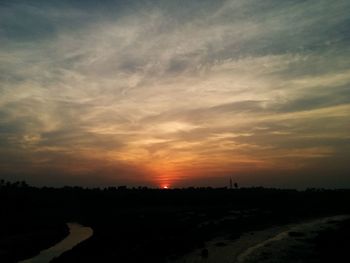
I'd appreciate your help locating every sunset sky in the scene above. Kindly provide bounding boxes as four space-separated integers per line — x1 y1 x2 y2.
1 0 349 188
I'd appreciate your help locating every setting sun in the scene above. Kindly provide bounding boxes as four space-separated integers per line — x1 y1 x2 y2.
0 0 349 190
1 1 350 262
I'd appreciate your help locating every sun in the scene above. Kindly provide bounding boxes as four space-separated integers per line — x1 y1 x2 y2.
162 185 169 189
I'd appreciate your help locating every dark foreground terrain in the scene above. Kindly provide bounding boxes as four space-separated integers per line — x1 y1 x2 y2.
1 180 350 262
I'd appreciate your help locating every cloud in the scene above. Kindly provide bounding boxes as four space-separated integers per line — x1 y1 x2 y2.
0 0 350 187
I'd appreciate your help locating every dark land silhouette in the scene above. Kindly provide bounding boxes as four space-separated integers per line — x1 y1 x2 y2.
1 180 350 262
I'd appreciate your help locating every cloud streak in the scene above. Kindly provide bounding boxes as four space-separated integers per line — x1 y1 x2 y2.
0 0 350 187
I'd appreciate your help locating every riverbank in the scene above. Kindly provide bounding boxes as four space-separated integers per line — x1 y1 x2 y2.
0 222 69 263
20 223 93 263
2 186 350 262
170 215 350 263
238 215 350 263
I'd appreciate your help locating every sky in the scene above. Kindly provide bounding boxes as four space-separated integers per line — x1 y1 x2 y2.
0 0 350 188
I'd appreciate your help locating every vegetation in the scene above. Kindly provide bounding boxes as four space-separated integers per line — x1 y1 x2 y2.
1 180 350 262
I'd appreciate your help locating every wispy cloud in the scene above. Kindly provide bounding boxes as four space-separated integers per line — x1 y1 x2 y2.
0 0 350 187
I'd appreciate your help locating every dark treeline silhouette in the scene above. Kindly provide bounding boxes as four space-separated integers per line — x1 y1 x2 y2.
1 180 350 262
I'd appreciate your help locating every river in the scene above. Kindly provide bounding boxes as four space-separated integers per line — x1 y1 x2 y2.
19 223 93 263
